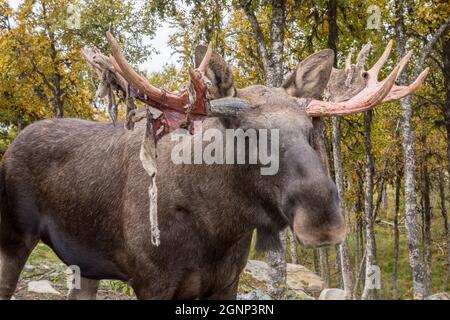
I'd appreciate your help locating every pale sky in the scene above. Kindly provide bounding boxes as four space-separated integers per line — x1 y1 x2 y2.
7 0 179 73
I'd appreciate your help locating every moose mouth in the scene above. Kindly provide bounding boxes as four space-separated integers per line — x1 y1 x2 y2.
292 208 346 249
293 227 346 248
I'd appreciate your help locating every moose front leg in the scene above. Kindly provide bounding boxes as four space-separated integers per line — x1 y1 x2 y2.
133 283 177 300
203 278 240 300
131 272 179 300
67 277 99 300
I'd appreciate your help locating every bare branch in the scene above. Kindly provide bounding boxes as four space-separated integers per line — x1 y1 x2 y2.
414 15 450 79
238 1 270 75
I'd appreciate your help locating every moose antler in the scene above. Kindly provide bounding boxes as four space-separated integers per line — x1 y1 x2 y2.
305 40 429 117
84 32 249 132
106 31 212 115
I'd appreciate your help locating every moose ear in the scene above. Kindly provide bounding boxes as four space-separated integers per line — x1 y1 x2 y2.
195 45 236 99
282 49 334 99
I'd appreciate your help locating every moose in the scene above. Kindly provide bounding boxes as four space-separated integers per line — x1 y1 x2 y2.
0 32 426 299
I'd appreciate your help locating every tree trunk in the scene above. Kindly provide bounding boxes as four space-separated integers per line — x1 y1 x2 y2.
326 0 353 298
442 21 450 294
266 230 287 299
373 176 387 221
16 113 23 133
312 118 331 174
43 2 64 118
239 1 270 79
335 245 343 288
310 117 335 290
287 230 298 264
356 164 365 271
313 249 320 275
327 0 338 59
394 0 426 299
362 110 378 300
320 248 331 288
382 184 388 212
392 171 401 299
332 118 353 298
267 0 285 87
240 0 287 298
353 248 367 299
264 0 287 299
53 74 64 118
438 168 450 291
421 156 432 295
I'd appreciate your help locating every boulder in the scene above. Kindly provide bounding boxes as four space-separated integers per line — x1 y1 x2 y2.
426 292 450 300
242 260 322 299
28 280 61 295
318 288 346 300
238 288 272 300
285 289 315 300
286 263 324 294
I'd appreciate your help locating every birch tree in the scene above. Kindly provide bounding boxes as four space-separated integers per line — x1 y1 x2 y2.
438 167 450 290
440 21 450 293
327 0 353 299
394 0 450 299
361 110 378 300
392 167 401 299
237 0 288 298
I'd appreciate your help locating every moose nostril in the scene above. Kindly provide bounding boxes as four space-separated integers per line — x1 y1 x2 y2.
362 72 369 79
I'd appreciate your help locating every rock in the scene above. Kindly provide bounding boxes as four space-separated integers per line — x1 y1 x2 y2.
426 292 450 300
243 260 322 299
238 288 272 300
244 260 272 283
287 289 315 300
23 264 35 272
318 288 346 300
28 280 61 295
286 263 323 294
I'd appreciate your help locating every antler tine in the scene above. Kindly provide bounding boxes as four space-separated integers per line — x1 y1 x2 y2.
393 50 413 81
368 40 393 78
106 31 164 100
198 43 213 74
305 60 400 116
383 67 429 102
81 48 103 77
345 51 352 71
356 42 372 67
365 61 400 105
370 49 412 87
108 55 125 77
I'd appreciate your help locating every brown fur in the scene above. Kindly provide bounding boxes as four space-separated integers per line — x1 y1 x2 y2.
195 45 236 98
282 49 334 98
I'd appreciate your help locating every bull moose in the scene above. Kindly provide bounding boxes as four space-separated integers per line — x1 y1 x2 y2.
0 33 426 299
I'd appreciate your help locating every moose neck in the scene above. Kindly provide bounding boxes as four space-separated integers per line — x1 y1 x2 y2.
154 124 288 247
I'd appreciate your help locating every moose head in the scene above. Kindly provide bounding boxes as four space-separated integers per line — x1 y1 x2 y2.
192 40 427 247
83 34 427 249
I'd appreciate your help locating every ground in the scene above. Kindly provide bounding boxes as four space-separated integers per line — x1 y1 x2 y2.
14 243 134 300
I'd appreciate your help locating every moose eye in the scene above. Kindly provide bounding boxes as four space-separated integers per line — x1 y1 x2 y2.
362 72 369 80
